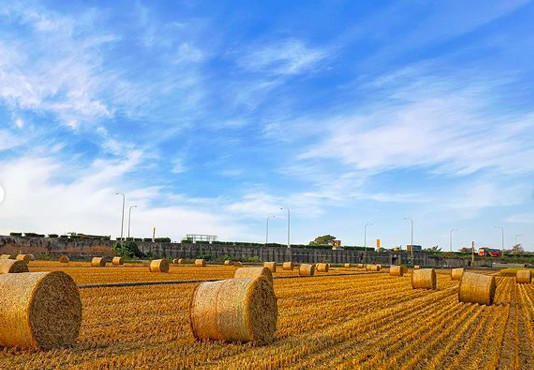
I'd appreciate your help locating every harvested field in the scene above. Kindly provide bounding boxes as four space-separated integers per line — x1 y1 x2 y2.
2 262 532 369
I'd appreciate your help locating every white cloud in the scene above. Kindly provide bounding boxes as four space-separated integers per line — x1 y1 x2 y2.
506 213 534 224
0 130 23 151
238 39 327 76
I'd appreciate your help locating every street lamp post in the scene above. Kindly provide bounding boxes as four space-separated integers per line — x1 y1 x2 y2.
280 208 290 248
449 229 458 252
115 192 125 246
494 226 504 256
127 205 138 238
265 215 275 245
404 218 414 263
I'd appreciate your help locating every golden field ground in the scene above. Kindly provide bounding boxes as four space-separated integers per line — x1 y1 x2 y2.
1 263 533 369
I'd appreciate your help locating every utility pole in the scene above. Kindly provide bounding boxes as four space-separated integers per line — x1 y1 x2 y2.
152 227 156 242
115 192 125 246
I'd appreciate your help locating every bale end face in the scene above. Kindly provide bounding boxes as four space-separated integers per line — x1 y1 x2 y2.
316 263 329 272
0 271 82 349
412 269 437 290
150 259 170 273
516 269 532 284
91 257 106 267
0 259 29 274
195 259 206 267
299 264 315 276
459 272 496 306
282 262 294 270
224 260 231 266
16 254 31 263
190 277 277 345
389 265 404 277
112 256 124 266
264 262 277 273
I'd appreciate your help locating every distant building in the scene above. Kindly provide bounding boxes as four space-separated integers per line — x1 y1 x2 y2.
406 244 422 252
185 234 218 244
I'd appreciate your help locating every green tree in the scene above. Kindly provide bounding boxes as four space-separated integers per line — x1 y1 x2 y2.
309 234 337 246
112 241 145 258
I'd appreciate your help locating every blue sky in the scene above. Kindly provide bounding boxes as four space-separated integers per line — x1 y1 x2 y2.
0 0 533 250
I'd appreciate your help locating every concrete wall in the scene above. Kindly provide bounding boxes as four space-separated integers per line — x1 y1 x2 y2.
0 235 474 267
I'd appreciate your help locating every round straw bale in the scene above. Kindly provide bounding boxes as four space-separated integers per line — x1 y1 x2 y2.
28 254 35 261
299 264 315 276
91 257 106 267
0 259 29 273
190 277 277 344
316 263 329 272
414 265 420 270
282 262 294 270
390 265 405 277
149 259 169 273
172 258 181 264
344 263 352 268
0 254 13 259
369 264 381 271
234 267 273 285
195 259 206 267
412 268 437 290
112 256 124 266
0 271 82 349
224 260 232 266
516 269 532 284
59 255 70 264
264 262 276 273
451 268 464 281
16 254 31 263
357 263 364 268
459 272 496 306
178 258 185 264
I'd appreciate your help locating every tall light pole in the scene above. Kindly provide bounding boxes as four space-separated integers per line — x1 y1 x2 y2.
495 226 504 256
449 229 458 252
404 218 414 262
280 208 290 248
265 215 275 245
127 205 137 238
115 192 125 246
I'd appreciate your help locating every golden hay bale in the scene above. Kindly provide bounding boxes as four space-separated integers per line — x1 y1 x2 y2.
234 267 273 285
459 272 496 306
369 264 381 272
344 263 352 268
16 254 31 263
0 259 29 274
0 271 82 349
414 265 420 270
299 264 315 276
59 255 70 264
190 277 277 344
412 268 437 290
264 262 277 273
149 259 169 273
195 259 206 267
389 265 405 277
28 254 35 261
178 258 185 264
316 263 329 272
357 263 364 268
91 257 106 267
224 260 232 266
282 262 294 270
516 270 532 284
451 268 464 281
0 254 13 259
112 256 124 266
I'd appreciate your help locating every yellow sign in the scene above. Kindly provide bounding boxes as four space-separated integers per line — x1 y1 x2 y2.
376 239 381 248
332 240 341 247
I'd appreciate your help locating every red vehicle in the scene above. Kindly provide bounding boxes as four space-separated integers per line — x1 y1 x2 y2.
478 248 502 257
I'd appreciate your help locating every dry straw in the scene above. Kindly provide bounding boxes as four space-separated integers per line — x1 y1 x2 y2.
190 277 277 344
282 262 294 270
299 264 315 276
59 255 69 264
195 259 206 267
16 254 31 263
0 254 13 259
389 265 405 277
0 271 82 349
451 268 464 281
0 259 29 273
459 272 496 306
91 257 106 267
264 262 277 273
234 267 273 285
149 259 169 273
316 263 329 272
516 269 532 284
112 256 124 266
412 268 437 290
